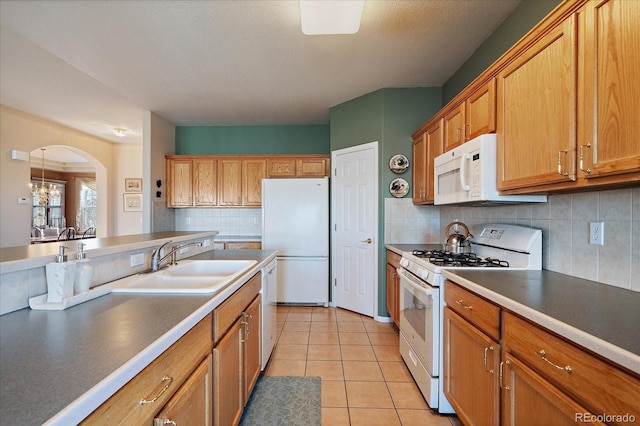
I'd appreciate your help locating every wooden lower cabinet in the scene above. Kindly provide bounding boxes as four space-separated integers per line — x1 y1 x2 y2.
443 307 500 426
213 317 243 426
212 273 262 426
385 250 401 327
501 353 604 426
81 315 213 425
154 354 213 426
444 280 640 426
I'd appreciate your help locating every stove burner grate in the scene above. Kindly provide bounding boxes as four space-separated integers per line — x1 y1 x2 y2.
411 249 509 268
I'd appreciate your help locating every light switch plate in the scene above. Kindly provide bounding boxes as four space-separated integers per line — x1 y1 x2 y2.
203 239 211 248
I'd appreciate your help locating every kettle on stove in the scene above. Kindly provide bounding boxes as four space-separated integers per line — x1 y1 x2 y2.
444 221 473 254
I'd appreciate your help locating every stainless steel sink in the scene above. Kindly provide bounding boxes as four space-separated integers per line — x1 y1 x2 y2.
111 259 257 294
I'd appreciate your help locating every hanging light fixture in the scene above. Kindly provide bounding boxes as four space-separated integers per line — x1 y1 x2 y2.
30 148 60 205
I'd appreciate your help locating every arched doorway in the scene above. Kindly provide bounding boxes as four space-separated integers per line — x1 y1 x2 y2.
29 145 107 240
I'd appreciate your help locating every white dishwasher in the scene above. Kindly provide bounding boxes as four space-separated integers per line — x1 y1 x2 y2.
261 258 278 370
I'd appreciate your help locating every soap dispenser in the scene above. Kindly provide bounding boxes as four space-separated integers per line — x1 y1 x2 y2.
45 245 76 303
74 242 93 294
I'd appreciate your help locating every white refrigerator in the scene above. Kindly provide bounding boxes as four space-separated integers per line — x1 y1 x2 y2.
262 178 329 305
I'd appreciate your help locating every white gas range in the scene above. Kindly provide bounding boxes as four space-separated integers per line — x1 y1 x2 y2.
396 223 542 414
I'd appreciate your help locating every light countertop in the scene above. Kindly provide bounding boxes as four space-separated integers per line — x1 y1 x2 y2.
0 231 218 274
0 249 276 425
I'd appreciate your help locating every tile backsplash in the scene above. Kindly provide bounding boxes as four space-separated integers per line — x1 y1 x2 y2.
175 208 262 236
385 188 639 292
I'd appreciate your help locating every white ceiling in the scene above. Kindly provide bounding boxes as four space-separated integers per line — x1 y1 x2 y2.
0 0 520 146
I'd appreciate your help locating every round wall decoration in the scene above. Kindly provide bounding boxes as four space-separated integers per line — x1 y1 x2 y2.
389 178 409 198
389 154 409 174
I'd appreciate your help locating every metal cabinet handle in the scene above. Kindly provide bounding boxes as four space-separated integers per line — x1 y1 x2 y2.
536 350 572 373
499 360 511 390
140 376 174 405
579 143 592 173
483 346 494 373
557 149 569 176
157 420 177 426
456 299 473 310
361 238 373 244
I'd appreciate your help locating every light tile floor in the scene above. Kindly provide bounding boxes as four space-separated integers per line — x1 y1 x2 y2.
264 306 462 426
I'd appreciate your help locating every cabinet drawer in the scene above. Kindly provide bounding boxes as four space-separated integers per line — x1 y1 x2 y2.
82 314 212 425
503 312 640 424
213 272 261 342
386 250 402 269
444 280 500 340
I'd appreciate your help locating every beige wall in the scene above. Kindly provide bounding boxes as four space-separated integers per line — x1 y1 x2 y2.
0 105 143 247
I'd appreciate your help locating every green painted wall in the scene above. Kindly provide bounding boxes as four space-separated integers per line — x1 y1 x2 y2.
175 125 330 155
442 0 562 104
330 87 442 317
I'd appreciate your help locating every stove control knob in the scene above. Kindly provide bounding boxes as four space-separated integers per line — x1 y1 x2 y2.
400 258 409 268
418 269 429 280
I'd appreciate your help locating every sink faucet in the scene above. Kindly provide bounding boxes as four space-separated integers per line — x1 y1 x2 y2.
151 240 203 272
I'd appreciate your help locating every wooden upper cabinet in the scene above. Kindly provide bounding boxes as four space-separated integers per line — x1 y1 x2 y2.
412 132 428 204
578 0 640 182
242 159 266 206
413 118 444 205
466 78 496 140
194 159 217 206
497 15 577 192
168 159 194 207
296 158 329 177
218 159 242 206
267 158 296 177
444 103 465 151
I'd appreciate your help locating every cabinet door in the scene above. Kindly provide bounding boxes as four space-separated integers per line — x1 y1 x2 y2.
385 263 397 324
497 15 577 192
296 158 329 177
501 353 606 426
444 103 465 151
154 354 213 426
466 78 496 140
213 318 243 426
412 132 428 204
425 119 444 202
443 308 499 426
218 159 242 206
267 158 296 177
194 159 217 206
242 159 266 206
168 159 193 207
243 295 261 403
579 0 640 180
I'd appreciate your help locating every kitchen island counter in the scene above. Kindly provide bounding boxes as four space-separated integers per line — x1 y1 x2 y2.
0 249 277 425
443 269 640 374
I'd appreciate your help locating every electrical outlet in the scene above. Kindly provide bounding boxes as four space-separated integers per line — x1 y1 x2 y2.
130 253 145 267
203 239 211 248
179 247 189 254
589 222 604 245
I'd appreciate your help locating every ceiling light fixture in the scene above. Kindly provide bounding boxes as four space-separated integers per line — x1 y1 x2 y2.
300 0 365 35
111 127 129 137
30 148 59 206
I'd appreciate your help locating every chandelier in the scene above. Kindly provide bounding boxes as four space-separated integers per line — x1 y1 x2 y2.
30 148 60 205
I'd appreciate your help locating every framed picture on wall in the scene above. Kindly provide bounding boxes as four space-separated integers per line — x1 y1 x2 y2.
124 178 142 192
123 193 142 212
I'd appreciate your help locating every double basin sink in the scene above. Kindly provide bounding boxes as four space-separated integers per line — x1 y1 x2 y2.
111 259 258 294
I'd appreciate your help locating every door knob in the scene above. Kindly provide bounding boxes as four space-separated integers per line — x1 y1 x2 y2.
361 238 373 244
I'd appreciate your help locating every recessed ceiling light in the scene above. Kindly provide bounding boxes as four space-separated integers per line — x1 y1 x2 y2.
300 0 365 35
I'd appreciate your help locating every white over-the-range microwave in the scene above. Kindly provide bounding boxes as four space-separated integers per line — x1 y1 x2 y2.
433 134 547 205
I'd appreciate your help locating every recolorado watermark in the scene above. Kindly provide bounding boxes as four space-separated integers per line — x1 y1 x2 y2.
575 413 636 423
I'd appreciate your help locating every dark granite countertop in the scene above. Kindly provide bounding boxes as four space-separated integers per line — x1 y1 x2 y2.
0 249 277 425
443 269 640 374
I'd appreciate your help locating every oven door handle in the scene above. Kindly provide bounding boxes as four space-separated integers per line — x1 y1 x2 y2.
397 268 435 297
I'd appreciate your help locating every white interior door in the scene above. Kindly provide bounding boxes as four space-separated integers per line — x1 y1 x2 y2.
331 142 378 317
